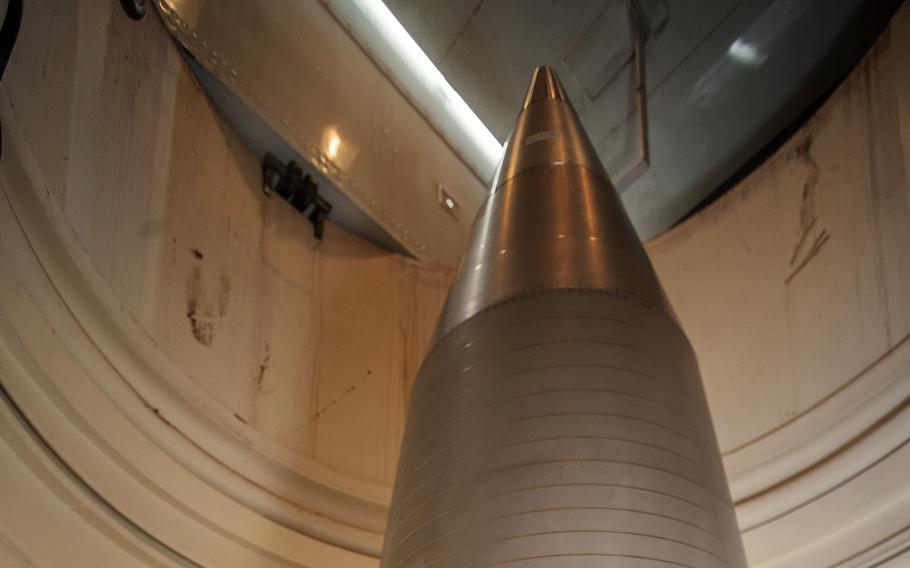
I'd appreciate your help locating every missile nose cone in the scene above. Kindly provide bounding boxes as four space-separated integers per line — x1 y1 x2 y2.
522 65 567 108
381 66 748 568
430 66 676 343
491 65 607 195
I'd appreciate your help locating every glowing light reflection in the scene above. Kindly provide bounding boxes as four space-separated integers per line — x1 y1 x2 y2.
728 39 766 66
332 0 504 181
327 132 341 160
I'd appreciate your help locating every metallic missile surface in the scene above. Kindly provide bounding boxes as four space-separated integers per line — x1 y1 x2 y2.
381 67 747 568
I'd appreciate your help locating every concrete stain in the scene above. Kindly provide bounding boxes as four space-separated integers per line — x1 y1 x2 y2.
185 263 213 346
217 272 231 317
184 249 231 346
785 230 831 285
786 134 830 283
256 348 271 394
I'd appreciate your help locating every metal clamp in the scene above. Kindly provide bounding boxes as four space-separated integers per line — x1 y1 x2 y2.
262 153 332 240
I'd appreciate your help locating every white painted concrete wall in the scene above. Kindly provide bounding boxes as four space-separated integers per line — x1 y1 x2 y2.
647 4 910 564
0 0 908 566
0 0 449 563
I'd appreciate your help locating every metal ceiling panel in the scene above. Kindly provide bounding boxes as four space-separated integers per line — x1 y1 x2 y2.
154 0 487 267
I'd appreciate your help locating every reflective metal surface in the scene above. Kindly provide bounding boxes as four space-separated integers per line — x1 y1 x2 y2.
154 0 487 267
490 69 605 191
382 68 747 567
436 67 672 343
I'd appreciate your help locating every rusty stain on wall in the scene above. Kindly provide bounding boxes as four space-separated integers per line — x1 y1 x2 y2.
785 229 831 284
184 249 231 345
293 372 377 434
786 134 831 284
256 346 271 394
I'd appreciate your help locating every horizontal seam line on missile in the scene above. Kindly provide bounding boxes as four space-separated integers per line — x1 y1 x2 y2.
390 525 725 568
483 507 720 539
399 390 698 482
393 429 704 504
395 390 700 488
490 482 719 514
403 371 693 452
483 458 716 491
386 479 724 544
408 340 685 425
405 383 698 454
418 304 690 387
405 357 692 443
385 475 726 546
397 406 702 491
423 287 685 361
393 506 725 567
485 553 699 568
399 373 695 473
388 497 723 558
493 435 701 465
414 313 649 387
490 160 613 196
409 349 691 430
483 528 727 561
389 454 724 525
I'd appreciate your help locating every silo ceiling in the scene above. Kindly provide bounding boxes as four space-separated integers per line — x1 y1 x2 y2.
176 0 901 257
382 0 902 239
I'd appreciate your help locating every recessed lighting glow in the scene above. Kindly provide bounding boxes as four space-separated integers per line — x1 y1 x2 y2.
327 132 341 160
728 39 766 66
320 126 359 170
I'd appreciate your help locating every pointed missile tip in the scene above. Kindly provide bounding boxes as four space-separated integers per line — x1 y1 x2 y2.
522 65 567 109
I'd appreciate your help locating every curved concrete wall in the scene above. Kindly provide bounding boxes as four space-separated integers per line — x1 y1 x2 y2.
0 0 449 563
647 3 910 564
0 0 909 566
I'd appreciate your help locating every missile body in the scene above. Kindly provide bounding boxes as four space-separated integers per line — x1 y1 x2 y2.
381 67 747 568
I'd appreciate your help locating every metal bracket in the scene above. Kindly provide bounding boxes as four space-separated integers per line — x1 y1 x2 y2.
262 153 332 239
614 0 651 192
